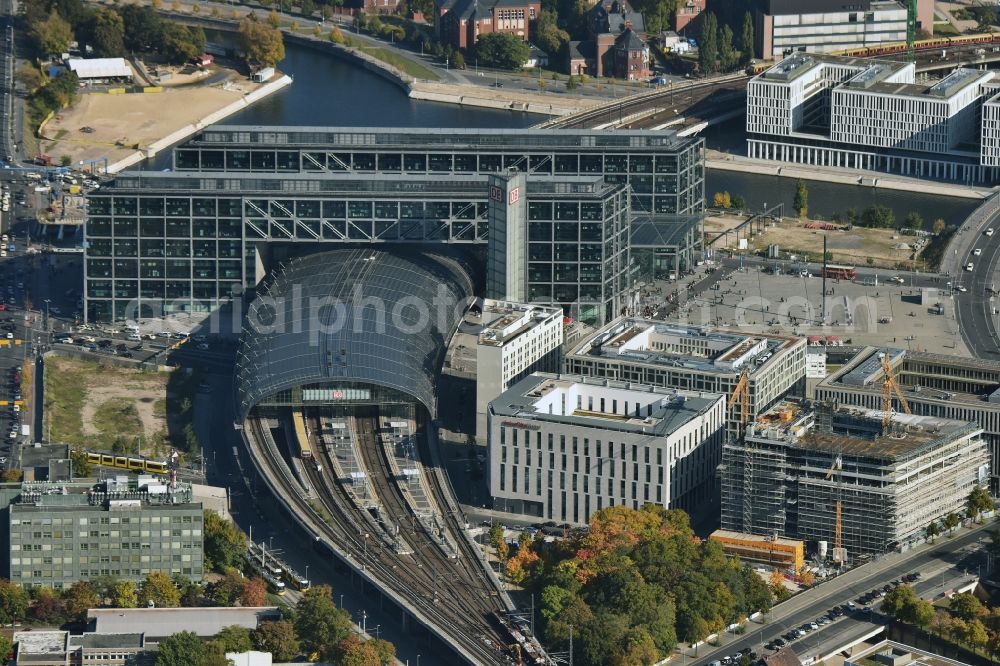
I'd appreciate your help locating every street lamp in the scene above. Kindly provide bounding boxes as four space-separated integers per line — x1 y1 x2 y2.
339 593 345 608
304 564 309 582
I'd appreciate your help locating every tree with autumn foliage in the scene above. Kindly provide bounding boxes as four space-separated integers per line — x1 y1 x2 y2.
525 505 772 666
241 577 268 606
506 534 541 585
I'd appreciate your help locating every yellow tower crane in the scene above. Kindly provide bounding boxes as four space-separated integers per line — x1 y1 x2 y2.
881 353 912 429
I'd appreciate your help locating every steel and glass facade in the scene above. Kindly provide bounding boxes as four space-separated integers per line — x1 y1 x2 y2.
86 173 630 326
172 126 705 216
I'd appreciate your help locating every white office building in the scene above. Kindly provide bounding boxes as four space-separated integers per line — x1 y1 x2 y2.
565 318 807 437
476 300 564 440
756 0 909 60
981 84 1000 167
747 53 999 183
487 373 725 524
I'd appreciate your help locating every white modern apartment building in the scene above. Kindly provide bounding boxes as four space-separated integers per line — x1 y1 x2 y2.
487 373 725 524
756 0 914 60
981 84 1000 166
747 53 999 183
565 318 807 437
476 299 564 440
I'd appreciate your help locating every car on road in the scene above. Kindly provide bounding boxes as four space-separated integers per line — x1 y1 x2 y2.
197 342 210 351
987 228 995 237
967 262 975 271
975 248 983 256
957 285 968 293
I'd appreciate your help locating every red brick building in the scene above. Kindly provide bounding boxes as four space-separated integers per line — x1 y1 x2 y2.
566 0 648 79
673 0 704 34
438 0 540 52
611 28 649 80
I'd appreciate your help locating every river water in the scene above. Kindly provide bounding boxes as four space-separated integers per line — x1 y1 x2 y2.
170 35 979 227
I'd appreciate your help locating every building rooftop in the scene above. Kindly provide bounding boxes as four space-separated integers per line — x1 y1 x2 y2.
490 372 723 436
69 633 145 649
14 631 68 656
821 346 1000 406
746 401 980 461
88 607 281 639
18 443 70 470
478 300 562 347
8 478 197 512
849 640 970 666
859 68 991 99
103 172 619 198
189 126 696 150
567 318 802 376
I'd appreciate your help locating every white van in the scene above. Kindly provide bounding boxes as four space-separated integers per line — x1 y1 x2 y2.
127 333 141 342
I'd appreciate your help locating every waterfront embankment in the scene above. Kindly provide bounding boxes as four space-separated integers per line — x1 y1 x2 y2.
707 150 993 201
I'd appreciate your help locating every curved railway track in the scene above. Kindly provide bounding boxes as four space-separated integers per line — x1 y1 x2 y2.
244 415 513 666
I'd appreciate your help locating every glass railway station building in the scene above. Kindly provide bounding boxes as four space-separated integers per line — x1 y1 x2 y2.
84 127 704 325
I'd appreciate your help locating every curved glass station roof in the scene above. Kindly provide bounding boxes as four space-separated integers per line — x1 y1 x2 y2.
235 248 474 420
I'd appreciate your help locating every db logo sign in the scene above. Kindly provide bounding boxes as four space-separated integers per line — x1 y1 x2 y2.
508 187 520 204
333 390 344 399
489 185 503 202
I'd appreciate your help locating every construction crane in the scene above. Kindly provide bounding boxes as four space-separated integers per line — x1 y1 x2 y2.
880 353 912 429
906 0 917 63
728 367 751 434
728 368 753 533
824 454 843 559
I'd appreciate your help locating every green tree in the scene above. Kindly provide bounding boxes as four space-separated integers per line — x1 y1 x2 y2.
905 211 924 231
861 204 894 228
29 587 64 624
299 0 315 15
532 9 568 56
949 592 983 621
699 12 718 75
452 51 466 70
86 8 125 57
159 24 206 65
112 581 138 608
944 511 961 531
912 599 935 630
293 585 352 660
967 486 995 521
739 11 754 66
968 619 989 653
240 18 286 66
155 631 205 666
252 620 299 661
119 5 164 52
926 521 941 542
718 24 736 72
70 449 93 477
32 9 74 56
475 32 530 69
203 511 248 572
140 572 181 608
793 179 808 217
62 581 99 621
732 194 747 211
0 579 29 624
566 75 577 91
882 584 917 619
209 570 246 606
214 625 253 653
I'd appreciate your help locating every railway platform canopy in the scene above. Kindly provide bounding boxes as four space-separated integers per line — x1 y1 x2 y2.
234 247 475 422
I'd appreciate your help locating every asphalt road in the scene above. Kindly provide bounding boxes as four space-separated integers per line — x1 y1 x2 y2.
691 520 996 665
955 222 1000 359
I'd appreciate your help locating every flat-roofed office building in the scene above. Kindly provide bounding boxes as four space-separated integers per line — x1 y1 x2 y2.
564 318 807 436
171 126 705 216
85 172 630 326
3 478 204 589
487 373 725 523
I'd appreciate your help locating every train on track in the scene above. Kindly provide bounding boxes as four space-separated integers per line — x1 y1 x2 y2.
746 32 1000 75
83 451 170 475
244 547 286 595
292 408 312 459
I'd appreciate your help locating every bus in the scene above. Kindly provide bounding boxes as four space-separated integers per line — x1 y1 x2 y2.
820 264 856 280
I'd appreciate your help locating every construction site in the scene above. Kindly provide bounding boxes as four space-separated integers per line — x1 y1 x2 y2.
719 395 988 561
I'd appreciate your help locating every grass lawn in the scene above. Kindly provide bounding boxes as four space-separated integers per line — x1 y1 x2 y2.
355 46 441 81
934 22 961 36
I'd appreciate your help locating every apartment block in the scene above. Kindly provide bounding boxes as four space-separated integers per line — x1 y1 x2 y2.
487 373 725 523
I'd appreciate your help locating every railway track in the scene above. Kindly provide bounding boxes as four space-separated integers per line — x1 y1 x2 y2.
244 415 513 665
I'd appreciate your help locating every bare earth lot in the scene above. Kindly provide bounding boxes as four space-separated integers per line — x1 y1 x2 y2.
39 70 263 168
43 355 184 457
705 215 925 269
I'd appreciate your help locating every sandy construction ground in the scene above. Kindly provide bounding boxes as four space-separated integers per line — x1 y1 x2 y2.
39 73 263 168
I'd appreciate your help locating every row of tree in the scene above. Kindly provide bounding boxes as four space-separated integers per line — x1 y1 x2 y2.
154 584 395 665
503 505 773 665
699 12 754 75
